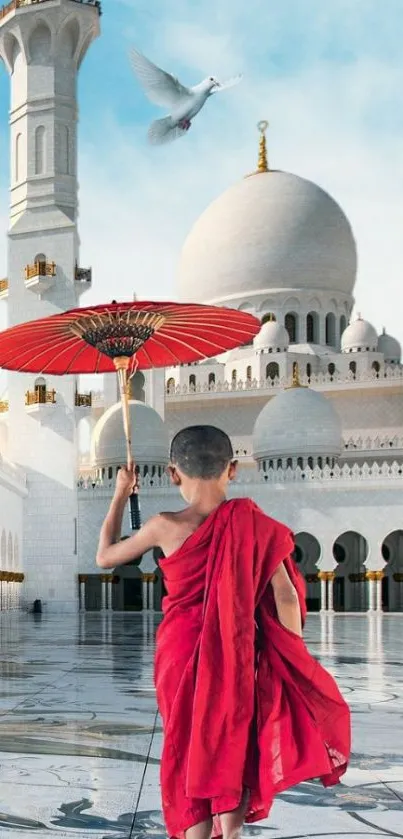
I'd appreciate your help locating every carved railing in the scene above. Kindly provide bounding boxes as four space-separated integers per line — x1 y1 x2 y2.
0 279 9 293
165 366 403 397
0 400 8 412
75 266 92 284
25 389 56 406
77 460 403 490
75 392 92 407
0 0 101 21
25 261 56 281
344 434 403 452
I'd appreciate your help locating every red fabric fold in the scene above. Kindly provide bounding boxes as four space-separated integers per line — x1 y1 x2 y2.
154 498 350 839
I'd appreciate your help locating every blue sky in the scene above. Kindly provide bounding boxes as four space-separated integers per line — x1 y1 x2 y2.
0 0 403 350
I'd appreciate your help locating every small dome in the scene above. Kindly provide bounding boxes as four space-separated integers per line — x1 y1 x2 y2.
91 400 169 468
254 319 289 351
341 316 378 353
377 328 401 364
177 170 357 305
253 386 342 460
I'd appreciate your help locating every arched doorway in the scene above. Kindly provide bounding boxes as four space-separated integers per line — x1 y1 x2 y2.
266 362 279 381
382 530 403 612
332 531 368 611
34 376 47 403
112 564 143 611
293 533 321 611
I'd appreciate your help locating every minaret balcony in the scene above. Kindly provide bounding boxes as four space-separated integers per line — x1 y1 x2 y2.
75 392 92 408
25 261 56 294
0 0 102 23
0 399 9 413
0 278 9 300
25 388 56 410
74 265 92 294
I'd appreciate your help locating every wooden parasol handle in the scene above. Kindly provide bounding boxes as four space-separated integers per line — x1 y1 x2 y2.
114 357 141 530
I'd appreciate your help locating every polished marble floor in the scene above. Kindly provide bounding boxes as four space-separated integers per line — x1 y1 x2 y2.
0 611 402 838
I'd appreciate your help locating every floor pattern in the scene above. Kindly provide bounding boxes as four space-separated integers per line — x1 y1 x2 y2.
0 611 401 838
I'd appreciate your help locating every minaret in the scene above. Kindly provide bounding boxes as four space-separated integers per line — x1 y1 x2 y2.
0 0 100 612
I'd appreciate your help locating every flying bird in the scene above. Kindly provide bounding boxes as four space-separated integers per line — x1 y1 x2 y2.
130 47 242 145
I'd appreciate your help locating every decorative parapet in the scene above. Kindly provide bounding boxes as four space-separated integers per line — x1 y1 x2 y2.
25 389 56 406
25 261 56 281
344 434 403 453
74 266 92 289
75 392 92 408
165 366 403 398
77 459 403 491
1 0 101 22
25 261 56 294
0 400 8 412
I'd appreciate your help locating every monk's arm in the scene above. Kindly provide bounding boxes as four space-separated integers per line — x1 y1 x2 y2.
270 561 303 637
96 466 161 569
96 508 161 569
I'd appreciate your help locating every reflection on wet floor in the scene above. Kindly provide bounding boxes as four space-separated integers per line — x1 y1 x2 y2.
0 612 402 838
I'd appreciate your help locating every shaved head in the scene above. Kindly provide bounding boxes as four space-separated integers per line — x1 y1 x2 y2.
170 425 233 479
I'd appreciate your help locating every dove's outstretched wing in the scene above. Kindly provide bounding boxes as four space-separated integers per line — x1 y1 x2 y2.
212 74 243 93
148 117 189 145
130 48 190 109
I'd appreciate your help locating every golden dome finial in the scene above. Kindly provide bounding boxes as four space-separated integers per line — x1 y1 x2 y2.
291 361 300 387
285 361 307 390
257 120 269 173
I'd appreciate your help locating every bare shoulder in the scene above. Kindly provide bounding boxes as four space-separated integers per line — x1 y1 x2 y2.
154 509 198 557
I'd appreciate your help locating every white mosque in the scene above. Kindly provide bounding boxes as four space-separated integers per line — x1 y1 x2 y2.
0 0 402 618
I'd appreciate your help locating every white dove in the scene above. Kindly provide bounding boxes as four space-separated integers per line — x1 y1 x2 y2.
130 47 242 145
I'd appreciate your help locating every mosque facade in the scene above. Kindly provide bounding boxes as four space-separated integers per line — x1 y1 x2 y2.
0 0 402 617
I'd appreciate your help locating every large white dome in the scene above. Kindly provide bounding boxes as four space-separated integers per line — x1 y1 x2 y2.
177 171 357 304
91 401 169 468
253 386 342 461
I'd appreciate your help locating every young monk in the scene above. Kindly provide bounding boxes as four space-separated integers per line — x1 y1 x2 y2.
96 425 351 839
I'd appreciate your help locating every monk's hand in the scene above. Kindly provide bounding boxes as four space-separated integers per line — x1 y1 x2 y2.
115 465 136 500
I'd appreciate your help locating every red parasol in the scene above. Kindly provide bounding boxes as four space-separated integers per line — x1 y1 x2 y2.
0 301 260 527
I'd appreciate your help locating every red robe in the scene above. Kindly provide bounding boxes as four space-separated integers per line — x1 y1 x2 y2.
154 498 350 839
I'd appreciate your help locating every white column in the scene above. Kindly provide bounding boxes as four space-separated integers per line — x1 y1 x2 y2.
375 573 383 613
142 577 149 611
101 577 107 611
327 575 335 612
78 576 87 612
367 576 376 612
149 576 155 612
320 576 327 612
